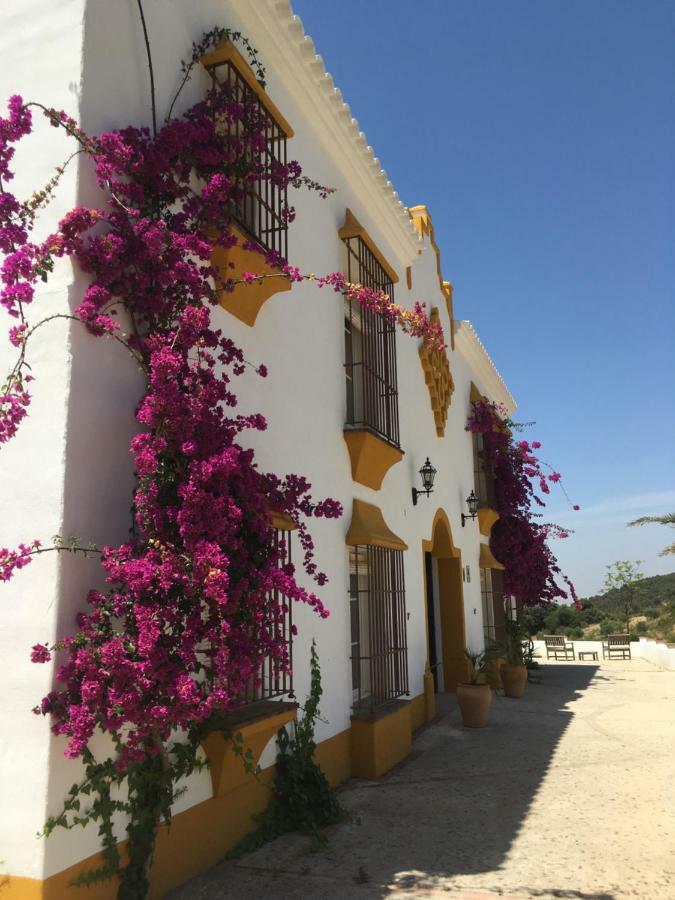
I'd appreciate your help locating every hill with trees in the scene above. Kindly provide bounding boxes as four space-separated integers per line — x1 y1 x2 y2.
521 571 675 643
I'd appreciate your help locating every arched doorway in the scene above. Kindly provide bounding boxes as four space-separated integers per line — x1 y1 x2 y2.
422 510 467 693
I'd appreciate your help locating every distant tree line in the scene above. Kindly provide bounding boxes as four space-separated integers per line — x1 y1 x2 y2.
521 571 675 643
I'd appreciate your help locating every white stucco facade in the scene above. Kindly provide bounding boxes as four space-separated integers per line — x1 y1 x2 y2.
0 1 516 891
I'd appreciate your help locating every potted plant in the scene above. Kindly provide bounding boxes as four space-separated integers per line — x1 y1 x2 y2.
456 650 493 727
498 608 528 698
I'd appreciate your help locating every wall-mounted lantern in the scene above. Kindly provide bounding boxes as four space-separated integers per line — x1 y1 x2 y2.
412 458 437 506
461 490 480 527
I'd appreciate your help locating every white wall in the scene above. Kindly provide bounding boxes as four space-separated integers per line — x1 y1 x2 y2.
532 638 675 671
0 0 509 878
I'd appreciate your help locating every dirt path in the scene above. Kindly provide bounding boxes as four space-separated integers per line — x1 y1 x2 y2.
170 660 675 899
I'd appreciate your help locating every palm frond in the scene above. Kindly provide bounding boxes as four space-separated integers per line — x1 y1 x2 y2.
627 512 675 528
658 542 675 557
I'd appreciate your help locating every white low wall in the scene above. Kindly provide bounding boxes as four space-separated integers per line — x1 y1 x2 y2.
532 638 675 670
635 637 675 671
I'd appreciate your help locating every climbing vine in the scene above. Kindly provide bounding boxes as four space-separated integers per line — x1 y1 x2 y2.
466 398 579 607
0 14 442 899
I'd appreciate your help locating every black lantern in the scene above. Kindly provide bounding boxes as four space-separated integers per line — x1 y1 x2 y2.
412 458 437 506
461 490 480 526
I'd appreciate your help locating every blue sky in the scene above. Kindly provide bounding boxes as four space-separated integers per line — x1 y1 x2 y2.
292 0 675 597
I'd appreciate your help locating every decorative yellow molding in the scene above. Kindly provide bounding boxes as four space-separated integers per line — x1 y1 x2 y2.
477 506 499 536
269 510 297 531
212 224 291 327
343 428 403 490
200 39 294 137
345 498 408 551
338 209 399 284
202 703 296 797
419 307 454 436
479 542 505 570
408 205 455 349
421 507 460 559
351 700 412 779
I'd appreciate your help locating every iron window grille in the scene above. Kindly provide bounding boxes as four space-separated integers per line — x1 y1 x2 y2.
198 528 294 703
244 527 294 702
480 566 505 645
343 235 400 447
473 432 496 509
204 57 289 260
349 545 409 711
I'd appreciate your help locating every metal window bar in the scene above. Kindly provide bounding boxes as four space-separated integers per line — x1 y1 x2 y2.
481 566 505 645
342 235 400 447
194 529 293 703
243 528 294 702
206 59 288 259
473 432 496 508
349 545 409 711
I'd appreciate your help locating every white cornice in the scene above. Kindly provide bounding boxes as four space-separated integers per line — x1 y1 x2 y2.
231 0 421 268
454 320 516 414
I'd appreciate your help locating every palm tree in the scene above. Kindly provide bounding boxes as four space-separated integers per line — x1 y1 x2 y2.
627 513 675 556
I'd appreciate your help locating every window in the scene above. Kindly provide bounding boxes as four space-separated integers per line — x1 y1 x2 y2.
480 566 505 645
202 528 293 704
343 233 400 447
473 431 496 509
243 527 295 701
348 545 409 710
203 47 291 259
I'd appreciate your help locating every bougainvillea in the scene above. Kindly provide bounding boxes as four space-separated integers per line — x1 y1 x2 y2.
467 398 579 608
0 20 444 898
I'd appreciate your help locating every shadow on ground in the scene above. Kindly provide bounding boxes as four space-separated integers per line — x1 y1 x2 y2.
171 663 630 899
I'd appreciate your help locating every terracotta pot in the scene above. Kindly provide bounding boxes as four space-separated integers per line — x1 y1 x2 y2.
456 682 492 727
500 664 527 698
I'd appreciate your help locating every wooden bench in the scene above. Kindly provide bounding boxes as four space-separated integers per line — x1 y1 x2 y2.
602 634 632 660
543 635 575 660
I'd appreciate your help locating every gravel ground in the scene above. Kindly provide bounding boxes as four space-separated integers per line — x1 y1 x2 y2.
170 660 675 900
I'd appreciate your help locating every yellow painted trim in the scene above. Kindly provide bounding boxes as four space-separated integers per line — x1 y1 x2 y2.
338 209 399 285
345 498 408 551
423 666 436 722
477 506 499 537
212 224 291 327
313 728 352 787
479 542 504 570
421 510 467 694
343 428 403 490
269 511 297 531
421 507 460 559
409 692 426 731
408 205 455 349
351 701 412 779
200 39 294 137
470 381 484 405
202 704 296 797
419 307 454 436
2 721 353 899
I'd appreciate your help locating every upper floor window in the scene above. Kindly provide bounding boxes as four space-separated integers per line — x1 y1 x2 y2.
349 544 408 711
341 214 400 448
202 41 293 259
473 431 496 509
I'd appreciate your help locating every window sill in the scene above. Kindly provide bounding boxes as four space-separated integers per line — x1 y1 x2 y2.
350 699 412 779
200 699 297 797
343 427 403 490
212 223 291 327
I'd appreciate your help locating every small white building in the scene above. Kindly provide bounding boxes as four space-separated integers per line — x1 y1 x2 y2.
0 1 515 895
